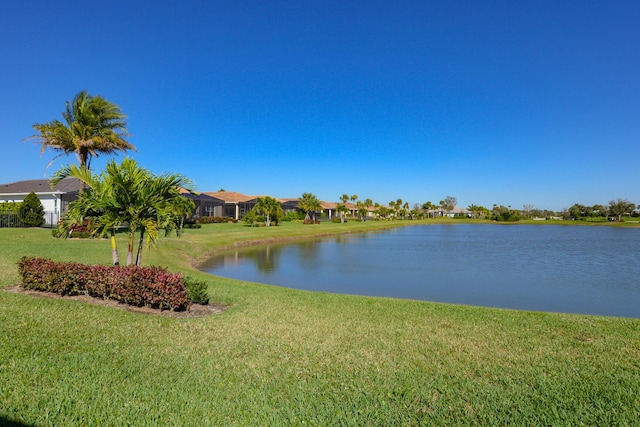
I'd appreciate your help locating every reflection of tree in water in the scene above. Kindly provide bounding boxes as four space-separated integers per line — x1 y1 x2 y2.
245 244 282 273
294 240 322 268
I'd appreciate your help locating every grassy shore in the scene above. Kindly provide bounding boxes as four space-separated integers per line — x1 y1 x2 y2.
1 221 639 426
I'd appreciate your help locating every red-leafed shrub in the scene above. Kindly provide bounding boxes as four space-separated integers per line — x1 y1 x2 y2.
197 216 237 224
17 257 191 311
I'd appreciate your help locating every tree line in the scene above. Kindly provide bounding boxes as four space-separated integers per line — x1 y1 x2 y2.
21 90 639 263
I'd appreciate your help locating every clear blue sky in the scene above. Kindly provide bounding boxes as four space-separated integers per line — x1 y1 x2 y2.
2 1 639 211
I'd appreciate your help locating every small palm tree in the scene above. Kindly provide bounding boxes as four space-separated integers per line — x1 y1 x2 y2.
52 158 193 266
298 193 322 222
253 196 283 226
337 203 349 223
28 91 135 184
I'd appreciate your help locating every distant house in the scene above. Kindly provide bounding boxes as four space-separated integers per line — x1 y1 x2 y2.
0 177 80 225
179 190 226 218
203 191 257 220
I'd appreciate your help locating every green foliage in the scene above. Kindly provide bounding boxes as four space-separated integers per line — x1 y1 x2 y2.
17 256 189 310
52 158 194 266
298 192 322 221
282 211 305 221
198 216 235 224
2 224 640 425
19 192 45 227
28 90 134 171
492 205 521 222
0 201 21 213
251 196 283 226
184 276 210 305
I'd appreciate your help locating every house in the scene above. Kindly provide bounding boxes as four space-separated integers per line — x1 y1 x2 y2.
203 191 257 220
0 177 80 225
179 190 226 218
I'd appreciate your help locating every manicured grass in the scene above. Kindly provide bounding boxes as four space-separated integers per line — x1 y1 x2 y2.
1 222 639 426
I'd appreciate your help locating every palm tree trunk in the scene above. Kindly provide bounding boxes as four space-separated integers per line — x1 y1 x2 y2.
126 229 135 266
110 228 120 266
136 229 145 266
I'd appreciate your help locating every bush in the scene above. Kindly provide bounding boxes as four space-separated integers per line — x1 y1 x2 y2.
331 217 347 223
198 216 235 224
17 257 190 311
303 219 321 224
282 211 305 221
184 276 210 305
20 192 45 227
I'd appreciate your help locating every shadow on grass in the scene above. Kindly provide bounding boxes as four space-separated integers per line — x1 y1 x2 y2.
0 415 35 427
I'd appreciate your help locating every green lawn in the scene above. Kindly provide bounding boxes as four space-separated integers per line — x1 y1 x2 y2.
1 221 639 426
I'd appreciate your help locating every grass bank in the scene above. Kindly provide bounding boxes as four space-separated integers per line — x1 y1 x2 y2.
1 221 639 426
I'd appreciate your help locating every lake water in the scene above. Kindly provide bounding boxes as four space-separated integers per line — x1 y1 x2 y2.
199 224 640 318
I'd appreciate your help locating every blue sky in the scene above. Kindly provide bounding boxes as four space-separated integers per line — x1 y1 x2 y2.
1 1 638 211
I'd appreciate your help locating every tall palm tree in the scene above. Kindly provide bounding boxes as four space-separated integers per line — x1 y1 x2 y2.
28 90 135 180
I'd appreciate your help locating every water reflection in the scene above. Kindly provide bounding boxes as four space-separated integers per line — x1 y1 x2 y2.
200 225 640 318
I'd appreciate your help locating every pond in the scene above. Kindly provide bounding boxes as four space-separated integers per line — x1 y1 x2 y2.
199 224 640 318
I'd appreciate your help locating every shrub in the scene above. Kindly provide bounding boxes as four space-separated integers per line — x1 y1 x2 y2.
184 276 210 305
303 219 321 224
20 192 45 227
282 211 305 221
17 257 190 311
198 216 234 224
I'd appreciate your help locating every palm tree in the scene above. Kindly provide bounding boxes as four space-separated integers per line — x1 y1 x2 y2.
28 90 135 182
336 203 349 223
253 196 283 226
51 165 123 265
298 192 322 222
167 196 196 236
52 158 193 266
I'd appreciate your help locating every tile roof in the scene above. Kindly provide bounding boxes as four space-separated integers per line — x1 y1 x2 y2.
203 191 255 203
0 177 80 194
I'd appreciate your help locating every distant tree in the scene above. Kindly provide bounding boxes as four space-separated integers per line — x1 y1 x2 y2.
357 201 368 221
592 204 606 218
522 204 535 219
350 194 358 205
468 204 489 219
375 205 392 219
20 192 45 227
492 204 520 222
608 199 635 222
568 204 581 220
337 203 349 223
28 91 135 182
252 196 283 226
421 201 435 218
440 196 457 216
167 196 196 236
298 193 322 222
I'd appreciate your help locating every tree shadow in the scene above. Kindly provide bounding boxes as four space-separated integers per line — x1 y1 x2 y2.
0 415 36 426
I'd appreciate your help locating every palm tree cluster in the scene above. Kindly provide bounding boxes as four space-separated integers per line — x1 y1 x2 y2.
52 158 194 266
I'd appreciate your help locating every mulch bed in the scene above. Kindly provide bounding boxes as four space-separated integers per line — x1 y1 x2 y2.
4 285 226 318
